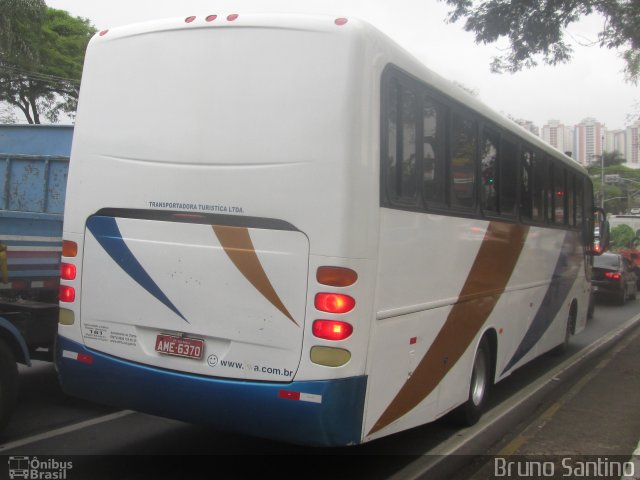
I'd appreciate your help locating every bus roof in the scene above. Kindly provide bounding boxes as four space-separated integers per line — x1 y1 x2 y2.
93 12 585 175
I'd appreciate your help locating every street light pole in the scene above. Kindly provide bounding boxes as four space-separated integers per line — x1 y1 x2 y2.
601 152 604 209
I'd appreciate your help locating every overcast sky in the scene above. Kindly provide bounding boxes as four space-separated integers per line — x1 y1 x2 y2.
45 0 639 130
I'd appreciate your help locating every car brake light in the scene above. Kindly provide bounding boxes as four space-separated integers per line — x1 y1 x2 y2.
315 293 355 314
313 320 353 341
604 272 621 280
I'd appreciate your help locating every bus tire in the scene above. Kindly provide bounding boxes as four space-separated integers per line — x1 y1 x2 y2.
553 309 575 356
450 337 491 427
0 338 18 432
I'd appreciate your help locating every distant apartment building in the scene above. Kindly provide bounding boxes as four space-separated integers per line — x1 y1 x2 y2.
605 129 626 154
574 118 605 167
542 120 574 157
626 121 640 168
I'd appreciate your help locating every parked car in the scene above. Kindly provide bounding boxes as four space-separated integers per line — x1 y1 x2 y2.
592 252 638 305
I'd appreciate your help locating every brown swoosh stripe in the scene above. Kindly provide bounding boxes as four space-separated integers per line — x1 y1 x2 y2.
368 222 529 435
212 225 298 326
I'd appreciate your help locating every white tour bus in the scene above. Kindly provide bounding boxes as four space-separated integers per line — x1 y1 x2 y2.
56 13 607 447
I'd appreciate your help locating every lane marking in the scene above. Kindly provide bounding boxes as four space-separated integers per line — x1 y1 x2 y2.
0 410 134 452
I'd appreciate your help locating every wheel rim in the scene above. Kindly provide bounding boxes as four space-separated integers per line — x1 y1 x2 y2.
471 349 488 406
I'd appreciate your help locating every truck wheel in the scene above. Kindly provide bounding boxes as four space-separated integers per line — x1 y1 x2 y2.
450 337 491 427
0 339 18 432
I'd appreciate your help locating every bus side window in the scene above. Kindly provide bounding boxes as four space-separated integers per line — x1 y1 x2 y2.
575 176 583 227
423 96 445 206
520 148 533 220
532 152 545 223
450 112 477 209
567 172 575 227
500 138 518 216
480 127 499 213
385 80 419 206
547 160 555 223
555 166 566 225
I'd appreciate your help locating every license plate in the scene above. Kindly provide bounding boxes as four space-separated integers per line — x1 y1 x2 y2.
155 334 204 360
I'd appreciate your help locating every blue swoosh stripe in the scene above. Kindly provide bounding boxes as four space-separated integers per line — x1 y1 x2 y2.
502 231 583 374
86 216 188 323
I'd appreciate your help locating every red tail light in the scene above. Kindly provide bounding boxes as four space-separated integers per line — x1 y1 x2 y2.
604 272 621 280
315 293 355 314
313 320 353 341
60 263 76 280
59 285 75 302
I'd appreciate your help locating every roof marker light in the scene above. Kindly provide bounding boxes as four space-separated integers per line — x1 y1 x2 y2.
335 18 348 26
227 14 239 21
185 16 196 23
206 15 218 22
99 29 109 36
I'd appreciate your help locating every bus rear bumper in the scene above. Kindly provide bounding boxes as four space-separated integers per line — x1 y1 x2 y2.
55 336 367 447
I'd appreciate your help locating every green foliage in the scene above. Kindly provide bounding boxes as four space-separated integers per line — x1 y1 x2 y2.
588 164 640 214
442 0 640 83
0 0 46 60
0 6 95 123
610 224 636 251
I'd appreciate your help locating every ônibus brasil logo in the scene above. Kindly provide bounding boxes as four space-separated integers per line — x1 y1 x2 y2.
8 456 72 480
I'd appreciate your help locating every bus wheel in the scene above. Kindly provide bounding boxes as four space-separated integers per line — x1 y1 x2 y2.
450 337 491 427
0 339 18 432
553 309 575 356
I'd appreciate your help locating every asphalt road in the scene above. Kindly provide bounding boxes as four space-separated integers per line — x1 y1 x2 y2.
0 296 637 479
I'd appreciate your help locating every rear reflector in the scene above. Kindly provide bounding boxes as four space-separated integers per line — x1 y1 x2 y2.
63 350 93 364
312 320 353 341
317 266 357 287
315 293 355 314
278 390 322 403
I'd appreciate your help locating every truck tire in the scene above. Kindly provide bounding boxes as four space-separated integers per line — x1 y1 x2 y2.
0 338 18 432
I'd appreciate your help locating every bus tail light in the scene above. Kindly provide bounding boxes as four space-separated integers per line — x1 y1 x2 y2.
313 320 353 341
60 263 76 280
317 266 357 287
62 240 78 257
59 285 75 303
315 293 355 314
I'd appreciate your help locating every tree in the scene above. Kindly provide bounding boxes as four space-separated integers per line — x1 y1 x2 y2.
0 0 47 61
610 224 636 251
0 6 95 123
442 0 640 84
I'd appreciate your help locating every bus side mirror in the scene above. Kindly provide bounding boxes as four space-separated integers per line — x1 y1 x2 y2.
590 208 609 256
